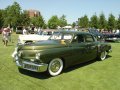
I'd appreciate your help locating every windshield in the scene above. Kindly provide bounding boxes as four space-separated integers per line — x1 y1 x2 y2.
49 32 73 41
39 31 53 35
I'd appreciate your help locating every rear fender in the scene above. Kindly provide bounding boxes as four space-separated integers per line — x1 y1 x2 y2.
97 45 107 56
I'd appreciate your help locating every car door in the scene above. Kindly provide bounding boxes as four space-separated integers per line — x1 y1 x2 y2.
66 34 88 65
83 34 98 61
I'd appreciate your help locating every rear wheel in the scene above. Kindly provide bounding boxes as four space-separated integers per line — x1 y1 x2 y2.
99 51 107 61
48 58 63 76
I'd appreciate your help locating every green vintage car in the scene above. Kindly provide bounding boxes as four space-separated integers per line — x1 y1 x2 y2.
13 30 112 76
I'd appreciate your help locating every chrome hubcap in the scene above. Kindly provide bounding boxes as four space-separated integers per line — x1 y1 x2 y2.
101 51 106 60
50 61 61 73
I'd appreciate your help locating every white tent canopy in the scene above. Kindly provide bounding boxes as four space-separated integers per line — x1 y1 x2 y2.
63 26 72 29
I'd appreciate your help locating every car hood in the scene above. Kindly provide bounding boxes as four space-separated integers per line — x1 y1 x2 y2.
19 40 68 50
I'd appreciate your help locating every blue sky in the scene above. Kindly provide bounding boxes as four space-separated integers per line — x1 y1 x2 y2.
0 0 120 24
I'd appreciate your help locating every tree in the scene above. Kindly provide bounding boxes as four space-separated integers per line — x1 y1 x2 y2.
90 14 99 29
99 13 107 29
58 15 67 27
30 15 45 28
78 15 89 28
107 14 116 30
0 1 47 29
36 16 45 28
4 2 21 27
48 15 59 29
117 15 120 29
0 9 4 28
19 10 30 26
72 22 76 28
42 23 47 29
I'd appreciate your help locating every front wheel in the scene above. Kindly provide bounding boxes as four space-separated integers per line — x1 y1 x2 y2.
99 51 107 61
48 58 63 76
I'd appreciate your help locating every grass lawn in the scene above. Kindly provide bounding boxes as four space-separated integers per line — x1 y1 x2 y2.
0 33 120 90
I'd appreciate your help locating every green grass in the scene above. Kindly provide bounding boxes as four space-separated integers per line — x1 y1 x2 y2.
0 33 120 90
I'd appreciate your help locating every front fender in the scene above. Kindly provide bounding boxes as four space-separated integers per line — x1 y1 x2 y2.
40 47 73 64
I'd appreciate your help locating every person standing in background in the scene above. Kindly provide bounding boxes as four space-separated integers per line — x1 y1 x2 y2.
34 27 38 34
23 27 27 35
7 27 12 42
38 27 41 35
2 28 9 46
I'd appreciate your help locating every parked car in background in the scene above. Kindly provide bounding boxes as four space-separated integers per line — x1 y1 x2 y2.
28 26 35 34
115 32 120 40
12 30 112 76
16 26 23 34
102 30 120 42
17 30 55 44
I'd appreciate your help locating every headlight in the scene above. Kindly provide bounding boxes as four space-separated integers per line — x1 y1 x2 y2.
36 53 41 60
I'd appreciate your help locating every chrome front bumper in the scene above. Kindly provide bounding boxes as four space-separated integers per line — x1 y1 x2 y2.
12 47 48 72
15 60 48 72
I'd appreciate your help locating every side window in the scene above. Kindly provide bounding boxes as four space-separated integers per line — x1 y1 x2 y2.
63 34 72 40
72 35 84 43
85 35 94 42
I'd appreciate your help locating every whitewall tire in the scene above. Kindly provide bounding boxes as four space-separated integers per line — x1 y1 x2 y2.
48 58 63 76
99 51 107 61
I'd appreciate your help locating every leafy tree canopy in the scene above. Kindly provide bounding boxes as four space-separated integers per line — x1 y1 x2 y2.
90 14 99 29
58 15 67 27
117 15 120 29
48 15 59 29
78 15 89 28
107 14 116 30
99 13 107 29
72 22 76 28
19 10 30 27
30 15 45 28
4 2 21 27
0 9 4 28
